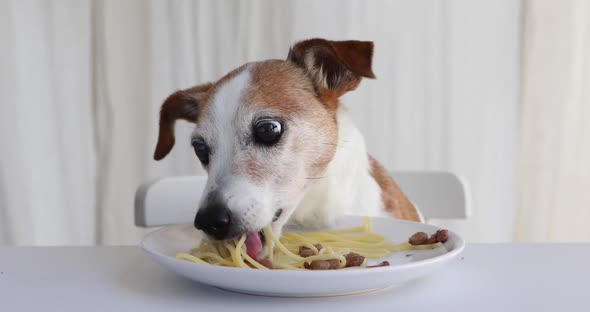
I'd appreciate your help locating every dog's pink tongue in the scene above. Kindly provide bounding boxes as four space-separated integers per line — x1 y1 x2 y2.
245 232 263 261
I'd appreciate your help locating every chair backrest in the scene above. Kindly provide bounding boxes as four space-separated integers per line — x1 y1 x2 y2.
134 171 469 227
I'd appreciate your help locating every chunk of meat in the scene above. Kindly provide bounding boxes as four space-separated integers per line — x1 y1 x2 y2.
304 259 341 270
258 258 274 269
409 230 449 245
326 259 340 269
344 252 365 267
304 260 329 270
429 229 449 243
299 243 324 257
408 232 429 245
299 247 316 257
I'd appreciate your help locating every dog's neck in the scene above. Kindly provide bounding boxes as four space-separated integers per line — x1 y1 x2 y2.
287 106 387 229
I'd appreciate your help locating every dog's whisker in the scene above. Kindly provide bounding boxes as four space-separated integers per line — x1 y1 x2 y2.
304 176 328 180
321 142 351 148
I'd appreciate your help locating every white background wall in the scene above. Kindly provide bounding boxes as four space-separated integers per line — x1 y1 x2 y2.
0 0 521 245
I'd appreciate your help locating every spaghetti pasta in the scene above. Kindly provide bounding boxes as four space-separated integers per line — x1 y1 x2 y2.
176 217 445 270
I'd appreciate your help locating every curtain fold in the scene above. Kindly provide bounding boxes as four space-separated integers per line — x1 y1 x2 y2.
516 0 590 242
0 0 95 245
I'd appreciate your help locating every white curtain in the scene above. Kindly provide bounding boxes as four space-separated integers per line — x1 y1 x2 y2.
515 0 590 242
0 0 96 244
0 0 521 245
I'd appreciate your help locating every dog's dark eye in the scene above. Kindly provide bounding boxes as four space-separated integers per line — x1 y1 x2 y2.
254 119 283 145
191 138 209 165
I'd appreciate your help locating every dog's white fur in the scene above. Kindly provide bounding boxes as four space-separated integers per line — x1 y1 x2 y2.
288 106 386 229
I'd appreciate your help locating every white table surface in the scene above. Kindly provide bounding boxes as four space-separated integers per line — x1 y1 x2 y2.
1 244 588 311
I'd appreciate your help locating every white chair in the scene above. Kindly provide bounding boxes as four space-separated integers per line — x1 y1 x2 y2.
134 171 469 227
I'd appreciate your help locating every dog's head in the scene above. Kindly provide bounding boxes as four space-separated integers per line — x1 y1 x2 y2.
153 38 374 256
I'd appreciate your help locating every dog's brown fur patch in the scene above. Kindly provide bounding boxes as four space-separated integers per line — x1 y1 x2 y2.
247 60 316 114
154 82 213 160
289 39 376 79
368 155 421 222
287 38 375 111
246 60 338 179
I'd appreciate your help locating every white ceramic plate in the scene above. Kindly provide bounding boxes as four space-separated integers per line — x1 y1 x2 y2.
141 215 465 297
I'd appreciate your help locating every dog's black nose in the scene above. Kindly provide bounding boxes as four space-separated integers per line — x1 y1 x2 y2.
194 198 232 240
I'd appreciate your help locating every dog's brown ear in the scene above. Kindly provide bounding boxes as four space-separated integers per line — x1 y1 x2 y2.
154 83 212 161
287 38 375 101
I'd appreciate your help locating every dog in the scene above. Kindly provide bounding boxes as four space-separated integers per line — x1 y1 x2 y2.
153 38 421 259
